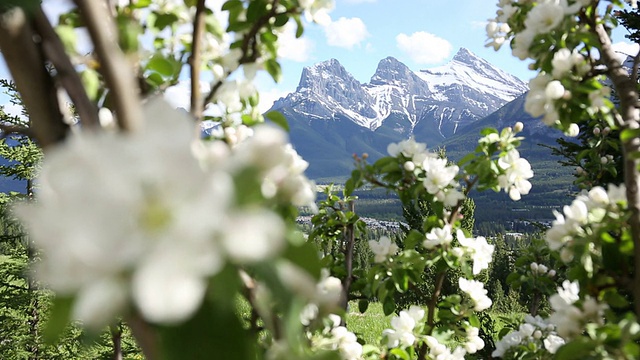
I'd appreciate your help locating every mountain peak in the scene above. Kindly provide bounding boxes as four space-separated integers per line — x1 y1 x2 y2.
370 56 416 86
297 58 351 92
452 47 480 64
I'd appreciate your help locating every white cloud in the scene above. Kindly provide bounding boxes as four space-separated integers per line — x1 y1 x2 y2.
278 22 314 62
257 87 291 114
164 80 212 112
612 41 640 62
324 17 369 50
395 31 452 64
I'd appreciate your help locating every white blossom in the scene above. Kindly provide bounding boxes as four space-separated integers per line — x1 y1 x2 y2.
368 236 398 263
382 310 418 348
16 98 235 326
497 149 534 201
543 334 565 354
423 225 453 249
457 230 494 275
524 2 565 34
459 278 492 311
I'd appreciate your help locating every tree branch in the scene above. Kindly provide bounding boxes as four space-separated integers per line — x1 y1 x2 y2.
426 271 445 334
190 0 206 120
0 7 68 149
594 21 640 316
72 0 143 132
339 201 356 320
32 7 100 130
126 313 159 360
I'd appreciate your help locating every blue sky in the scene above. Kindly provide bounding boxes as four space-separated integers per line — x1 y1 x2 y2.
0 0 638 113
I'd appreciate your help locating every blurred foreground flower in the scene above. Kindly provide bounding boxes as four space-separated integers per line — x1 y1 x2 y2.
15 98 315 328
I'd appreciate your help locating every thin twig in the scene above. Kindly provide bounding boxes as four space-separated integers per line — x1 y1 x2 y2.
73 0 143 132
0 123 34 139
190 0 207 120
32 7 100 130
202 1 296 107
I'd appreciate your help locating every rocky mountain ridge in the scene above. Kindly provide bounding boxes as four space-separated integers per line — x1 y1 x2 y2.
271 48 528 143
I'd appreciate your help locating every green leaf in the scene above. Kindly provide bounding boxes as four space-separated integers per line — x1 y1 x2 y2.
358 299 369 313
265 59 283 83
295 16 304 38
469 313 480 328
554 337 597 359
80 69 101 102
621 128 640 143
264 110 289 132
404 229 424 249
54 25 77 53
153 13 180 30
146 54 175 77
221 0 242 11
117 15 142 53
158 301 256 360
131 0 152 8
43 296 74 344
382 297 396 315
389 347 411 360
283 241 322 280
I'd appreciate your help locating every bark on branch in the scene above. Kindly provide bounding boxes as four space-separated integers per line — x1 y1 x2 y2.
0 7 68 148
594 21 640 316
72 0 142 132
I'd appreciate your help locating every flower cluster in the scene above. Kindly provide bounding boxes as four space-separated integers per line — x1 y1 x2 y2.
197 125 317 210
530 262 556 278
386 138 464 206
464 326 485 354
308 314 362 360
368 236 399 263
545 184 627 261
15 99 315 328
382 306 425 348
456 230 495 275
475 125 534 201
487 0 615 135
493 314 566 358
423 336 466 360
423 225 453 250
548 280 607 339
458 278 492 311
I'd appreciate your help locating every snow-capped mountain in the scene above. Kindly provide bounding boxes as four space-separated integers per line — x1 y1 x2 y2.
269 48 529 177
271 48 528 143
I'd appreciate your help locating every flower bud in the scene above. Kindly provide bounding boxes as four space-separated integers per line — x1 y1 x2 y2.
548 269 556 277
565 123 579 137
530 262 539 272
603 127 611 136
533 330 542 339
514 121 524 133
560 248 574 263
404 161 416 172
593 127 601 135
545 81 565 100
600 156 608 165
538 264 548 274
